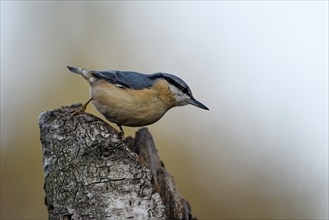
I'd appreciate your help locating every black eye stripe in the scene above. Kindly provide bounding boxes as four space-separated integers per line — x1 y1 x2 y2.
164 77 187 93
150 72 192 95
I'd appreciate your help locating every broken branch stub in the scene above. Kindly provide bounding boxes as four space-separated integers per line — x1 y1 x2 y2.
39 104 195 220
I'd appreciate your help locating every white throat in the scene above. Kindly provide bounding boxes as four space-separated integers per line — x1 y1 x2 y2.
168 84 190 106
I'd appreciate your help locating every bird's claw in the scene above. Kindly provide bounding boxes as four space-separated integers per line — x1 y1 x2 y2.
70 104 87 117
69 97 93 119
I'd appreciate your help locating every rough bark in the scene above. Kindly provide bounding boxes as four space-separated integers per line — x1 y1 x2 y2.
39 104 195 220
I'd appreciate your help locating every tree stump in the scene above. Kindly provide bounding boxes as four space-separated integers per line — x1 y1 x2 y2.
38 104 195 220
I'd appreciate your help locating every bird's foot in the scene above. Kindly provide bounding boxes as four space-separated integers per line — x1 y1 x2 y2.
118 131 124 140
117 124 125 140
69 97 93 118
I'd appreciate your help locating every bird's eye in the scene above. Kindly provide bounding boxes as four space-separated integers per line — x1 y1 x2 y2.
183 87 192 96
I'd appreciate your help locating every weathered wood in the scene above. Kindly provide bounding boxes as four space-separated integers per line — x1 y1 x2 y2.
39 104 195 220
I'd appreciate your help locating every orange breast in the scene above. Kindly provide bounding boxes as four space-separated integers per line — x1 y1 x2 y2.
90 79 175 126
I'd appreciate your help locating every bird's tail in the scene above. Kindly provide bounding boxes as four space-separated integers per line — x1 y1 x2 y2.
67 66 93 81
67 66 84 74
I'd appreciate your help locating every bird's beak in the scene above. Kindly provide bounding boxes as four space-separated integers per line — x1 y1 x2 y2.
189 97 209 110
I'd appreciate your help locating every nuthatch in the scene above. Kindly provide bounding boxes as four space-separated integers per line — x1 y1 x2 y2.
67 66 209 135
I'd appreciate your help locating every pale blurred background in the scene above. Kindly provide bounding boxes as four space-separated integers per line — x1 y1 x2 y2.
1 1 328 219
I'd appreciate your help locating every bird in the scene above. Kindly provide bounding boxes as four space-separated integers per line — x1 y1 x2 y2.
67 66 209 136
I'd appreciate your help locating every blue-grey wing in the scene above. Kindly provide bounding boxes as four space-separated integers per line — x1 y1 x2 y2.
91 70 155 89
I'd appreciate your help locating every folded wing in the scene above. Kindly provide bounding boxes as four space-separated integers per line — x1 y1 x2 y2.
91 70 155 90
